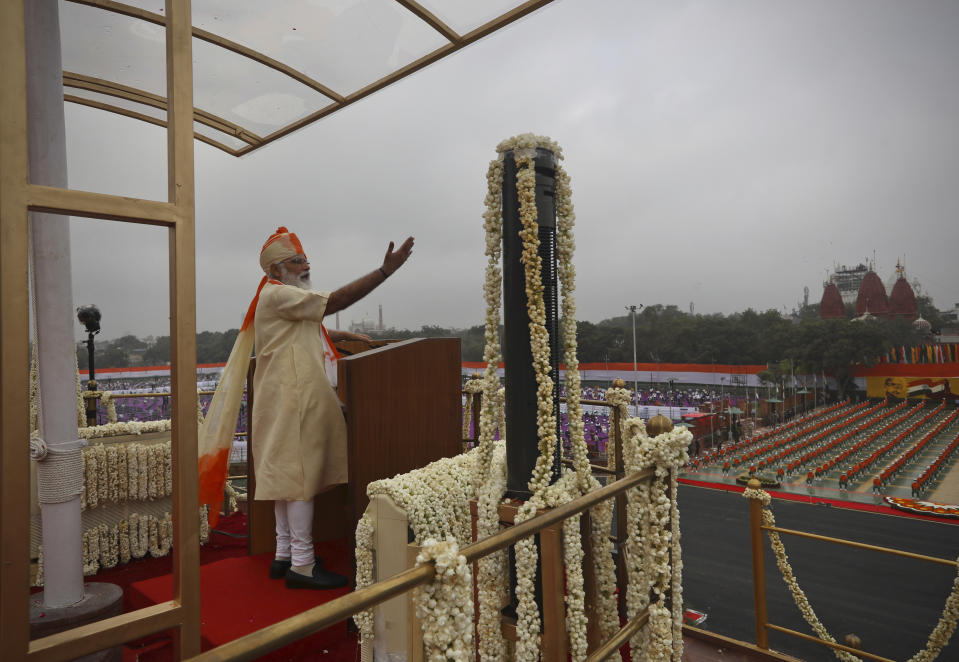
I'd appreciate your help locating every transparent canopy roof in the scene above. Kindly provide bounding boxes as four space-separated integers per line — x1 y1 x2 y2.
59 0 554 156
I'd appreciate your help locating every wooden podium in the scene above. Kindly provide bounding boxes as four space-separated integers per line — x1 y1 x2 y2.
247 337 462 555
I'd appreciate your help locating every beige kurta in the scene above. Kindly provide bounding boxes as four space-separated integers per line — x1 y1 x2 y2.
252 282 348 501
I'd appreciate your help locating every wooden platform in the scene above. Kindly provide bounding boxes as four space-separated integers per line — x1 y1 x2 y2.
126 539 353 661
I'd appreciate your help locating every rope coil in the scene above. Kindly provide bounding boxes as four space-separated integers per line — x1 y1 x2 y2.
34 438 86 504
29 435 47 460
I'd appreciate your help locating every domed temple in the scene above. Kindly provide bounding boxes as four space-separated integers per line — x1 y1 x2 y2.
888 261 919 320
856 269 890 317
819 281 846 319
820 259 924 321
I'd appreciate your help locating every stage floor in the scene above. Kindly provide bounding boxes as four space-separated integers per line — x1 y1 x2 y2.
125 538 358 661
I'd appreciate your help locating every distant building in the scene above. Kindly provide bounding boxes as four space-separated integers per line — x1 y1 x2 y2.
830 263 869 305
349 318 379 333
349 304 385 334
887 261 919 319
819 259 919 321
819 282 845 319
855 270 889 317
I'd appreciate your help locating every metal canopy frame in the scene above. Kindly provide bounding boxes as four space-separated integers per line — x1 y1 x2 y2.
1 0 200 659
2 1 559 659
64 0 556 157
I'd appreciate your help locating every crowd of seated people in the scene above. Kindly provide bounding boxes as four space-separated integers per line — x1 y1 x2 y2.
87 373 221 393
560 384 726 408
82 373 245 430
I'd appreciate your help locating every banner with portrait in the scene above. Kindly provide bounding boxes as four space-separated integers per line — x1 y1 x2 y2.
867 376 959 400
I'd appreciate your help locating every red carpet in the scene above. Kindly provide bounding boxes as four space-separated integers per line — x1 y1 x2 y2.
678 477 959 525
126 536 358 661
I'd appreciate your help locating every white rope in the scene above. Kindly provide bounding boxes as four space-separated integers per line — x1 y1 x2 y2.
35 438 86 504
29 434 47 460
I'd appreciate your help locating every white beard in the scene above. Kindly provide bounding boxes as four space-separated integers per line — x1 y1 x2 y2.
276 263 312 290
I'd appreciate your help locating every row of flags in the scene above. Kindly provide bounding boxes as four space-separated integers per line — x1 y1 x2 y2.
880 344 957 364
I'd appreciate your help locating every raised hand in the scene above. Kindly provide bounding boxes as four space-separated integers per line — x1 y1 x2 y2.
382 236 414 276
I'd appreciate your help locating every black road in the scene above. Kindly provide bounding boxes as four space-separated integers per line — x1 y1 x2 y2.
679 484 959 661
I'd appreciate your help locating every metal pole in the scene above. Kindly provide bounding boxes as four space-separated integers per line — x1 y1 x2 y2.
626 305 638 395
85 331 97 426
747 478 769 648
26 0 85 608
720 377 724 439
632 308 637 394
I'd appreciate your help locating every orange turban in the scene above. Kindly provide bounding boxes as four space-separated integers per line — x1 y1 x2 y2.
259 226 305 274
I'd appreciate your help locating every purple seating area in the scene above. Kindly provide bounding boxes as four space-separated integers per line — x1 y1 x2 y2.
461 383 751 461
562 385 725 408
462 405 611 457
87 375 247 434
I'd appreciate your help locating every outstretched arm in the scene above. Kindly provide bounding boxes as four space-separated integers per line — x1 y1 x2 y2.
325 237 414 315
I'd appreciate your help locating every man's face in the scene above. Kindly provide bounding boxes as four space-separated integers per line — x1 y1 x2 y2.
274 255 311 289
884 378 907 399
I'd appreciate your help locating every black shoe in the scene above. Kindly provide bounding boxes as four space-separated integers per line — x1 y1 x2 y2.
285 564 348 590
269 555 323 579
269 559 292 579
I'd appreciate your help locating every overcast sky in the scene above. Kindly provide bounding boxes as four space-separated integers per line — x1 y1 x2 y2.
63 0 959 341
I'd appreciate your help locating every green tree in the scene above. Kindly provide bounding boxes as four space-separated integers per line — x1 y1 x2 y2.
95 343 131 369
112 334 147 352
196 329 239 363
916 295 945 331
789 318 885 399
143 336 170 365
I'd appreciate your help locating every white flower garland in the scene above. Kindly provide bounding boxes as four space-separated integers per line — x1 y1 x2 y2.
78 419 172 439
669 469 685 659
30 344 40 434
509 141 563 661
615 398 691 661
474 155 505 497
563 513 589 660
353 443 505 646
475 438 510 662
81 441 172 510
589 494 623 647
909 568 959 662
512 149 559 498
359 134 688 661
35 509 209 585
462 393 473 439
413 538 475 662
354 513 376 642
80 390 118 424
604 386 633 469
746 487 959 662
475 134 623 662
367 450 478 546
474 152 511 662
224 480 240 514
463 377 484 439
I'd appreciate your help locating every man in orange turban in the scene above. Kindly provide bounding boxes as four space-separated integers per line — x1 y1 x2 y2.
198 227 413 590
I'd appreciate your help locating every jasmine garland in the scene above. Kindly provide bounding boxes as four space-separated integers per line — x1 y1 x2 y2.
746 487 959 662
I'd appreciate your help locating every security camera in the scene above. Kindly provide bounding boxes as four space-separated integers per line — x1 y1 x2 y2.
76 305 101 334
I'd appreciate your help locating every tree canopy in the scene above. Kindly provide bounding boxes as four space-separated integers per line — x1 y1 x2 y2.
77 304 939 399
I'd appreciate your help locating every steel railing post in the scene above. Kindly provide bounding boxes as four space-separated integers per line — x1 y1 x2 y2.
747 478 769 649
